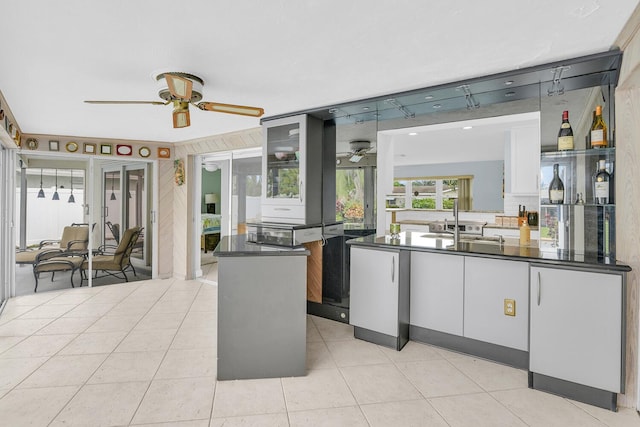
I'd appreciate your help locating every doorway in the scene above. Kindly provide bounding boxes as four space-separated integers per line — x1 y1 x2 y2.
193 148 262 279
101 162 152 275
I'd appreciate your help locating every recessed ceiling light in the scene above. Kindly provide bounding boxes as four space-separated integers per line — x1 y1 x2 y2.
409 132 418 136
462 126 473 130
363 106 370 110
505 91 516 97
433 104 442 109
328 108 338 114
505 80 514 85
425 95 434 100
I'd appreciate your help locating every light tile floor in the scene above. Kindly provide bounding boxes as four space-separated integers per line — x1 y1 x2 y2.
1 277 639 426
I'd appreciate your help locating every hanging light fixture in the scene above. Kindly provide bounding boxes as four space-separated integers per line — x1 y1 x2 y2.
52 169 60 200
37 168 45 198
110 172 116 200
68 169 75 203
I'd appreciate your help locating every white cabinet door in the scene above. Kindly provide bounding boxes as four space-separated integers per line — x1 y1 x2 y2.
508 125 540 195
530 266 622 392
350 247 399 337
410 252 464 335
464 257 529 350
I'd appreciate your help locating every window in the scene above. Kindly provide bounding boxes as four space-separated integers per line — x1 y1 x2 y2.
336 169 365 223
392 176 472 210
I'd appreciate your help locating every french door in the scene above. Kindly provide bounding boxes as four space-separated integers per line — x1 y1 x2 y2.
102 162 151 269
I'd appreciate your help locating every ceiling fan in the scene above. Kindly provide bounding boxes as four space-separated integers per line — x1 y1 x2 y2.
338 140 374 163
85 72 264 128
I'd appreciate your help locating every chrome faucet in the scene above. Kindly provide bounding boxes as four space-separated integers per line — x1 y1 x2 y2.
453 199 459 247
443 199 460 247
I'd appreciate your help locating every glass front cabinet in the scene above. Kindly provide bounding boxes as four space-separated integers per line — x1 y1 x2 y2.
540 147 615 260
262 114 323 224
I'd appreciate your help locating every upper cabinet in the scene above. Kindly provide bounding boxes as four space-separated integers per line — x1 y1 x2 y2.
261 114 323 224
506 124 540 195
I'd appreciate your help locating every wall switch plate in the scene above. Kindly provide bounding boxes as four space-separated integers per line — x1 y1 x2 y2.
504 299 516 316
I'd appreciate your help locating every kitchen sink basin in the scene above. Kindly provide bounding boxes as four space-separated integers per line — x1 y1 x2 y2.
419 233 454 239
459 235 504 245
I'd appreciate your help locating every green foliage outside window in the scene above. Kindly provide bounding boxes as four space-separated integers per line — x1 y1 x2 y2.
412 198 436 209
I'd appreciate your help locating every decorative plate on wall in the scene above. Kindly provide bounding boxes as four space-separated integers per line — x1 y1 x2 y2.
139 146 151 158
100 144 112 155
66 141 78 152
83 143 96 154
158 147 171 158
116 144 133 156
26 138 38 150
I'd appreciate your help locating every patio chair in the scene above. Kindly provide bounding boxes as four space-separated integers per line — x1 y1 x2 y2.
32 249 85 292
82 226 141 283
16 224 89 266
106 221 120 243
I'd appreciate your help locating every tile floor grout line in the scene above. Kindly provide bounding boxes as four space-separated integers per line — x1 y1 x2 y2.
126 279 207 425
41 280 176 426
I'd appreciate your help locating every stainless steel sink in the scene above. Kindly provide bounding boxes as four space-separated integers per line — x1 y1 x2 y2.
420 233 454 239
458 235 504 245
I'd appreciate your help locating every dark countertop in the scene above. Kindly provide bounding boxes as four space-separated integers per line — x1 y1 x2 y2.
214 235 311 257
347 231 631 272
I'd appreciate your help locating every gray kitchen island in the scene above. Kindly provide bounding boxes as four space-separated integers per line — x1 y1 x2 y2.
214 235 310 380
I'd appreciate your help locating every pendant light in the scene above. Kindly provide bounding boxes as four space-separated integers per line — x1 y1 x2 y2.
68 170 75 203
37 168 45 198
110 173 116 201
52 169 60 200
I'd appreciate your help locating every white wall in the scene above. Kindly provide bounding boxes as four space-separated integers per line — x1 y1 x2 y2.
16 188 85 246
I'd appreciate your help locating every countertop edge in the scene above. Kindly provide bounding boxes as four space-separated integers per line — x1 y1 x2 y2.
346 237 631 272
214 235 311 257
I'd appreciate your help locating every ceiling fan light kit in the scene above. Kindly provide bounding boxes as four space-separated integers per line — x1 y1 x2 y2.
85 71 264 128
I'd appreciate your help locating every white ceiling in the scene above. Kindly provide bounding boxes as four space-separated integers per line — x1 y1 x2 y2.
0 1 637 143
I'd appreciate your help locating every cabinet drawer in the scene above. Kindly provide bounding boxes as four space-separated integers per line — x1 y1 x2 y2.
261 203 306 223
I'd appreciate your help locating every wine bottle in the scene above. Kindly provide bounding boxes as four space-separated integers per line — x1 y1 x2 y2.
594 159 610 204
549 163 564 204
590 105 608 148
557 110 574 150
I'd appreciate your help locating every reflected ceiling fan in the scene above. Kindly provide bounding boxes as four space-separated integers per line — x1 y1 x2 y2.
338 140 374 163
85 72 264 128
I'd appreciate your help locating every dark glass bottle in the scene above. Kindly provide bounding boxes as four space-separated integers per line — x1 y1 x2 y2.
557 110 574 151
594 159 611 204
548 163 564 204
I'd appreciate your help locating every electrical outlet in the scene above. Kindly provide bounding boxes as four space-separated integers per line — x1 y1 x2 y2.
504 299 516 316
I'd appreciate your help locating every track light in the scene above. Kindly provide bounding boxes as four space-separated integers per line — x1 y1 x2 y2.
37 168 45 198
52 169 60 201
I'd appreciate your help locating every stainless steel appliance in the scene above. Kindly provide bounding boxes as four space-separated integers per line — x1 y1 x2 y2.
428 220 486 235
246 222 322 247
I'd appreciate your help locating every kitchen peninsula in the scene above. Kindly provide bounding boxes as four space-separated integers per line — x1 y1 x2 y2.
214 235 310 380
347 231 630 411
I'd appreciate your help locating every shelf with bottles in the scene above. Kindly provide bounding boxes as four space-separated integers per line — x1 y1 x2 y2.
540 146 615 159
540 148 614 206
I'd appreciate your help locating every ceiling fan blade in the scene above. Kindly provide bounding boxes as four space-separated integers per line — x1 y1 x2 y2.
197 102 264 117
172 102 191 128
165 74 193 101
85 100 167 105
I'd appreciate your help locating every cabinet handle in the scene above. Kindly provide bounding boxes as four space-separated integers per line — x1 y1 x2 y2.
299 179 303 203
391 257 395 283
537 271 541 306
